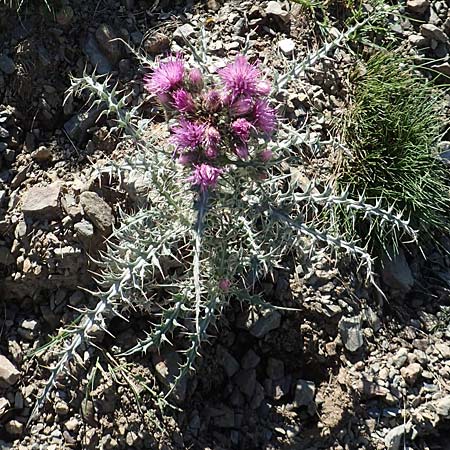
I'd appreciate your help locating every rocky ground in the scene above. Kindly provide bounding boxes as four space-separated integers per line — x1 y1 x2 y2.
1 0 450 449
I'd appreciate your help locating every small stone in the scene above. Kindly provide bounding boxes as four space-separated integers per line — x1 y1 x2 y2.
278 38 295 56
266 358 284 380
96 24 122 64
79 191 113 232
435 395 450 417
392 348 409 369
213 407 235 428
384 424 406 450
217 346 240 377
266 1 290 24
64 107 101 142
144 33 170 55
249 310 281 338
339 315 364 352
173 24 196 45
294 379 315 407
406 0 430 14
250 382 265 409
234 369 256 398
31 146 52 162
435 342 450 359
152 351 187 403
5 420 23 436
0 54 16 75
408 34 429 47
55 400 69 415
382 249 414 292
207 0 221 11
74 220 94 239
0 355 20 386
241 349 260 370
126 431 138 446
400 363 422 385
56 5 74 26
18 319 39 340
420 24 448 43
22 183 61 220
64 417 80 432
83 34 112 75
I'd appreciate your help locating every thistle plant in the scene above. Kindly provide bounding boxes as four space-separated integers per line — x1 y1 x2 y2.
31 6 414 419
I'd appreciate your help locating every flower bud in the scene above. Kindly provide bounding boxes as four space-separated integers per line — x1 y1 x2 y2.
188 68 204 91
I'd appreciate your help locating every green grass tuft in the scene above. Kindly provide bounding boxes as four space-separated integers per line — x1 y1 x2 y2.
335 52 450 257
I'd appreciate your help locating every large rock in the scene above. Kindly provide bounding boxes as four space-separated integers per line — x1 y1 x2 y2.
173 24 196 45
406 0 429 14
435 395 450 417
79 191 113 232
95 24 122 64
249 310 281 338
382 249 414 293
420 24 448 43
384 424 406 450
83 34 112 75
266 1 290 24
0 355 19 386
22 182 61 220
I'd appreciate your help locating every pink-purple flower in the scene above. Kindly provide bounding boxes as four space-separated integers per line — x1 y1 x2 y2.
172 89 195 113
189 68 204 91
171 119 205 149
189 164 223 191
203 90 222 113
230 96 253 116
204 125 221 158
253 99 276 135
218 56 263 98
144 56 185 94
218 278 231 291
231 118 253 141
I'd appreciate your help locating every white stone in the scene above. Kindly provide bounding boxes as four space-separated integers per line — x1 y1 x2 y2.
278 38 295 56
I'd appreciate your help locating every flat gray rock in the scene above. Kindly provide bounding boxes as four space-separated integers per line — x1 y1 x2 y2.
22 182 61 220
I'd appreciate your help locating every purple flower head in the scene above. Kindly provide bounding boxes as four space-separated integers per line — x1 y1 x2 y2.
172 89 195 113
230 96 253 116
204 125 221 158
260 149 273 161
234 142 249 160
189 164 223 191
171 119 205 150
203 90 222 113
256 80 271 95
253 99 277 135
219 279 231 292
145 55 185 94
188 68 204 91
218 55 262 98
231 118 253 142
